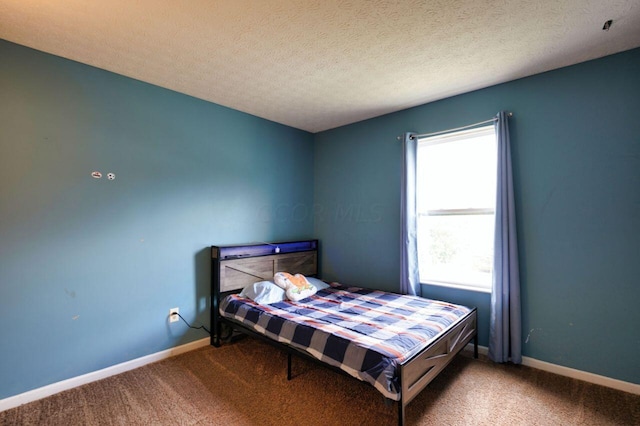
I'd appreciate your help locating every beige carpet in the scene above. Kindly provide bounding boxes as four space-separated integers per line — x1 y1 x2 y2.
2 337 639 425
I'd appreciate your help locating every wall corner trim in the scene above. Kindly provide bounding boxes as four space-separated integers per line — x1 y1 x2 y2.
0 338 210 412
2 339 638 413
463 344 640 395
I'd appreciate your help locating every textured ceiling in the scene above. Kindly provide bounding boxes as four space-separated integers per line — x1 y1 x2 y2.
1 1 640 133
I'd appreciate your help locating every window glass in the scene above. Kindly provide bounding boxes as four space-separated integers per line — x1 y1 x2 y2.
416 125 496 291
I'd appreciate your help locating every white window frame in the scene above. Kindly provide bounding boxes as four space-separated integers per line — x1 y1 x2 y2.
416 125 497 293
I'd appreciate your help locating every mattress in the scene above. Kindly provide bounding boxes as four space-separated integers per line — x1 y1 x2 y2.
220 283 472 400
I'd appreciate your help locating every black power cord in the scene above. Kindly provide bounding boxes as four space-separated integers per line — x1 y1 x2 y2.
172 312 211 335
171 312 235 341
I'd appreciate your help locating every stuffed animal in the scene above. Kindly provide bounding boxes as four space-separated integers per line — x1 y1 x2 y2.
273 272 316 302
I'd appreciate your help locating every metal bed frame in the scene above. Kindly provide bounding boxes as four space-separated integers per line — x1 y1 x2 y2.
210 240 478 426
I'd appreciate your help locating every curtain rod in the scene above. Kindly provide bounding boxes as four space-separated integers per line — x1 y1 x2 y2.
398 112 513 141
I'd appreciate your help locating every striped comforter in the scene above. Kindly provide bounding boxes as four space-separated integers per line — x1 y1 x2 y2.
219 283 472 400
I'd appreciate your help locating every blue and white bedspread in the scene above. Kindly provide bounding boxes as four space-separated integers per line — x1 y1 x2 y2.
220 284 472 400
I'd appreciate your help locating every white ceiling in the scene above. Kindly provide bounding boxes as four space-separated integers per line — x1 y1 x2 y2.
1 1 640 133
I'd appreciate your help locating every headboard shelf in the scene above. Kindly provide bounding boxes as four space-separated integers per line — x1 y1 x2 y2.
212 240 318 260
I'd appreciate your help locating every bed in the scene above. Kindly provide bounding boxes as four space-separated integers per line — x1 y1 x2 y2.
210 240 477 425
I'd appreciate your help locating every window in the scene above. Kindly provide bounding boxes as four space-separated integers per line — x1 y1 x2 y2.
416 125 497 292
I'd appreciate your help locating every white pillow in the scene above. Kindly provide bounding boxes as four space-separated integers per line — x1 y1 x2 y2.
238 281 285 305
306 276 330 290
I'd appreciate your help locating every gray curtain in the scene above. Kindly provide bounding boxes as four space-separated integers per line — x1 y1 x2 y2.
488 111 522 363
400 132 420 296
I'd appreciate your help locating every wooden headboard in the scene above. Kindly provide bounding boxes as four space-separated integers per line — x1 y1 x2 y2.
210 240 318 346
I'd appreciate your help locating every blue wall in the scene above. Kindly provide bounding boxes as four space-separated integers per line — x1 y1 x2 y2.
314 48 640 385
2 37 639 401
0 40 314 399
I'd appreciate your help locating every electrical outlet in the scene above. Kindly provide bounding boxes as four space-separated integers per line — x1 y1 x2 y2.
169 307 179 323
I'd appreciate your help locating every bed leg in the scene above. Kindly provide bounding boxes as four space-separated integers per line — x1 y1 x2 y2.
213 319 221 347
473 334 478 359
398 400 405 426
287 352 292 381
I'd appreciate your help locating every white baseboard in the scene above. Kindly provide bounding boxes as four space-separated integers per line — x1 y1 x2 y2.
0 337 210 412
464 343 640 395
3 339 638 413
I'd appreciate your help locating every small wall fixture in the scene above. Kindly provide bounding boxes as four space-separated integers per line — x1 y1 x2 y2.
602 19 613 31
